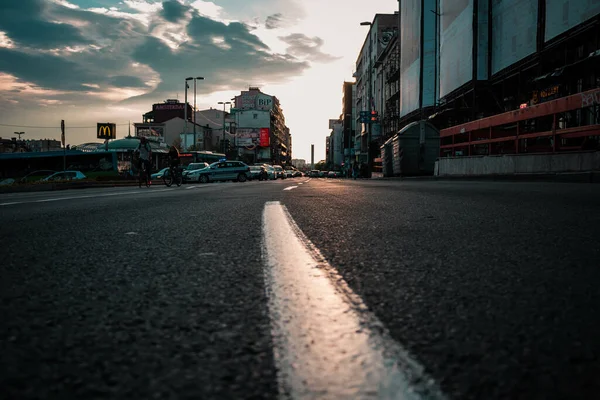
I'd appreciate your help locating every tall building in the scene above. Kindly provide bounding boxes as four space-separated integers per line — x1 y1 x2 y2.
354 13 399 170
232 87 291 165
341 81 355 166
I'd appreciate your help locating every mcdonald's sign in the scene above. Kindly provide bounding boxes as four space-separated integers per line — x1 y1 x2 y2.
97 123 116 139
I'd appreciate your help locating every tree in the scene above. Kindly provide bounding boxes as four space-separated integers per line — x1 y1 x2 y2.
315 161 327 171
172 137 182 151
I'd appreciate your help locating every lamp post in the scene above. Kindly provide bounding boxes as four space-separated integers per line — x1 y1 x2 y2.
217 101 231 155
360 21 373 177
193 76 204 148
184 77 193 150
14 131 25 140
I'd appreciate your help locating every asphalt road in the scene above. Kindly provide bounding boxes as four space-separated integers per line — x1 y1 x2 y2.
1 178 599 399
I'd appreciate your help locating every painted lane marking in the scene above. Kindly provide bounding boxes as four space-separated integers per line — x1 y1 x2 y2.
283 186 298 191
186 185 197 189
261 201 446 400
0 187 176 207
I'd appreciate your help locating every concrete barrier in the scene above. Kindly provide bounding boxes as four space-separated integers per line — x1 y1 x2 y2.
436 151 600 177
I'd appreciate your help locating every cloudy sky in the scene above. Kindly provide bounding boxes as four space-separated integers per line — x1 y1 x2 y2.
0 0 397 160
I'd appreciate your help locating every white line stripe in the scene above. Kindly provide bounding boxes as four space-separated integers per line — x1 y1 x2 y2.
283 186 298 191
261 202 446 400
0 188 176 207
186 185 197 189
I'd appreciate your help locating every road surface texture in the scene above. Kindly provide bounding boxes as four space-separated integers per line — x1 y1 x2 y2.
1 178 599 400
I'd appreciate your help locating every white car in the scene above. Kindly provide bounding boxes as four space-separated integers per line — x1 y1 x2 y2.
42 171 86 182
182 162 209 182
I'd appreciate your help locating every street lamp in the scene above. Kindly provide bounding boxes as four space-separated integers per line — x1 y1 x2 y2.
14 131 24 140
218 101 231 155
184 77 193 150
193 76 204 148
360 21 373 177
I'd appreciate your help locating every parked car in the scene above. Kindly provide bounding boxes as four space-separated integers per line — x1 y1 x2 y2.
42 171 86 182
328 171 340 178
293 170 303 177
183 162 210 183
309 170 320 177
273 165 286 179
19 170 56 183
196 161 250 183
285 169 294 178
151 167 170 181
248 165 269 181
0 178 15 186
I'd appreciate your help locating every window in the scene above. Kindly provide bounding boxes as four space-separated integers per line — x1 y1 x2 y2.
253 113 258 119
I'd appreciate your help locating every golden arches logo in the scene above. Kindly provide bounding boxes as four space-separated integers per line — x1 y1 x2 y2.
97 123 116 139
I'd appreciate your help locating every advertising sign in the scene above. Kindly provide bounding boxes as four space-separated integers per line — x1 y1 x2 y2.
400 0 421 117
491 0 538 75
259 128 270 147
153 103 184 111
545 1 600 42
440 0 473 98
136 126 164 142
97 123 116 140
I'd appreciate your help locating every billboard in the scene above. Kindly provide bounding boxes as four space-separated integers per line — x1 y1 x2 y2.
422 0 439 106
153 103 184 111
491 0 538 75
400 0 421 117
234 127 270 147
439 0 473 98
136 126 164 142
259 128 270 147
545 1 600 42
97 123 116 140
238 92 273 110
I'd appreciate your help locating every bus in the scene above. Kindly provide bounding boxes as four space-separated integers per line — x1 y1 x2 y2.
178 151 226 166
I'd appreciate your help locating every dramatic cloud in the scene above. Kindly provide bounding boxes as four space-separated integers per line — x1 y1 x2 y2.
160 0 188 23
265 13 283 29
278 33 340 62
0 0 91 49
0 0 316 112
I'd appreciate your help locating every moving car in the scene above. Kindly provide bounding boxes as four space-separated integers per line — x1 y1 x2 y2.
196 161 250 183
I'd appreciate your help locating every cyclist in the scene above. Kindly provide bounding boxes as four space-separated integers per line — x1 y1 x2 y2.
168 145 180 179
135 136 152 186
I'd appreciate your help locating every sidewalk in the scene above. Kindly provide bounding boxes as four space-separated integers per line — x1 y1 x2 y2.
373 171 600 184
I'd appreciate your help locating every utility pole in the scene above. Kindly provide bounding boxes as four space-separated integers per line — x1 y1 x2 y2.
61 120 66 172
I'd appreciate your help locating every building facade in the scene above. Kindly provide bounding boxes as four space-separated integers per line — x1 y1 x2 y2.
354 13 399 170
233 87 291 165
341 81 356 166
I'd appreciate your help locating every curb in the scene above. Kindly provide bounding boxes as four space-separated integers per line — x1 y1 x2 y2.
374 171 600 183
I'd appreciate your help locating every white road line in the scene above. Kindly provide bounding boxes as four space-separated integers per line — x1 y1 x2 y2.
261 202 446 400
283 186 298 191
0 188 176 207
186 185 197 189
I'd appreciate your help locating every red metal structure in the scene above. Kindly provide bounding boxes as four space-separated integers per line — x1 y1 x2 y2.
440 88 600 156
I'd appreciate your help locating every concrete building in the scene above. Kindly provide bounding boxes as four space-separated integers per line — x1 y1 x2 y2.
341 81 356 166
374 29 399 143
291 158 307 169
233 87 291 165
328 119 344 168
354 13 399 169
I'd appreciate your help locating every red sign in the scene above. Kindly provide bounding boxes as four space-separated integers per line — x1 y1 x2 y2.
259 128 270 147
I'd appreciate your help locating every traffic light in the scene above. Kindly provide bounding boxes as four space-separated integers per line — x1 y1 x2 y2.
225 139 231 152
370 110 379 123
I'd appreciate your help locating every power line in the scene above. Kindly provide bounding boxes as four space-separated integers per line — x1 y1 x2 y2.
0 122 132 129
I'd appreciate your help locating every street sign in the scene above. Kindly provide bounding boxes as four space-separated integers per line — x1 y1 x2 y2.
97 123 116 139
